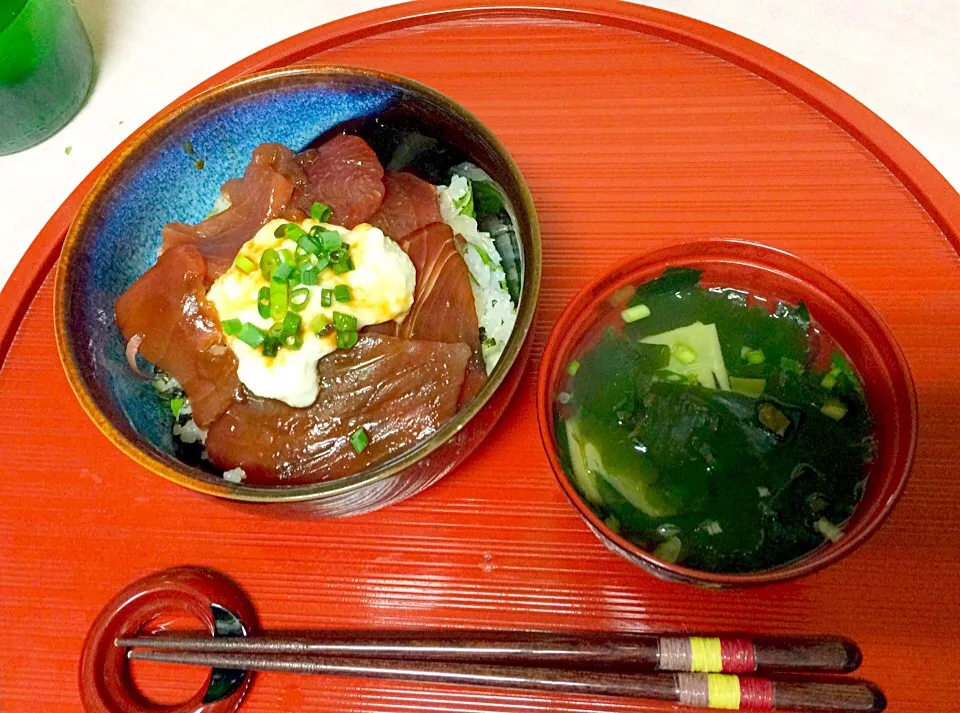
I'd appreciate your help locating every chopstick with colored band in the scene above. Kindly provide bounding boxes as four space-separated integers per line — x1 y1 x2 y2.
125 649 887 712
660 637 776 673
116 632 861 673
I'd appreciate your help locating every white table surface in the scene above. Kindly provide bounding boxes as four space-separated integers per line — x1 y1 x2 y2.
0 0 957 291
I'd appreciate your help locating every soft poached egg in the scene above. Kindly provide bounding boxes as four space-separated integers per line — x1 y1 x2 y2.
207 218 416 407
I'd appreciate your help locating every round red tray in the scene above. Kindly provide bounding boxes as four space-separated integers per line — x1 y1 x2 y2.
2 2 959 711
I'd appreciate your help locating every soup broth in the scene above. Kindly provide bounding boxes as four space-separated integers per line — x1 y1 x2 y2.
555 267 875 574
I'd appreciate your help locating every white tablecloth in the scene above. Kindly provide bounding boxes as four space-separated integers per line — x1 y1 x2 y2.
0 0 956 290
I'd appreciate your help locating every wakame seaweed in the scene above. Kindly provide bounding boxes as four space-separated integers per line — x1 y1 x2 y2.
559 268 875 574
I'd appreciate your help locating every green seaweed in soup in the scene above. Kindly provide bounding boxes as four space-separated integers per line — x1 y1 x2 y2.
557 267 875 574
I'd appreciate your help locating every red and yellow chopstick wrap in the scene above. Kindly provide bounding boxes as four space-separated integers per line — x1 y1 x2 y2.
677 672 774 710
659 637 757 673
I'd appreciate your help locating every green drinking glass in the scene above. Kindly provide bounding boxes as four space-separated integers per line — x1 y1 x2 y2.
0 0 95 155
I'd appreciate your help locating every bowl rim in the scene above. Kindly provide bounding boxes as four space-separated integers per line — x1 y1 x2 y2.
536 238 917 586
54 63 541 503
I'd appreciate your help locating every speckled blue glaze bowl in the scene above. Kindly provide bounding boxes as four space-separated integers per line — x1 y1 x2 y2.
55 66 540 515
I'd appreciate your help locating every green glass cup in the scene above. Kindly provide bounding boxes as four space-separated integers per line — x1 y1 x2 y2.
0 0 95 155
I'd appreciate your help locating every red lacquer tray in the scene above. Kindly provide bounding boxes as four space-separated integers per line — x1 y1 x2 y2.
3 2 960 711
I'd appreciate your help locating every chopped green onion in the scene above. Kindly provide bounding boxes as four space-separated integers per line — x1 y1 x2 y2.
299 266 318 286
745 349 766 365
268 322 284 339
233 255 255 273
321 288 333 307
236 323 266 348
567 360 580 376
673 343 697 365
281 312 302 338
257 286 271 319
278 249 296 267
272 263 294 282
259 249 280 280
621 303 651 323
289 287 311 312
283 332 304 350
820 367 842 390
330 249 353 274
349 426 369 453
319 230 342 251
820 398 848 421
287 270 301 288
311 202 332 222
740 346 751 359
221 318 242 336
603 515 621 534
269 278 288 320
337 330 359 349
314 256 330 273
170 397 184 419
297 234 320 255
276 224 306 241
310 314 329 334
333 311 358 332
261 336 280 357
334 284 351 303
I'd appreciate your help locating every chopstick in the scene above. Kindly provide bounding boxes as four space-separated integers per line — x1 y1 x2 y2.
126 649 886 712
116 631 861 673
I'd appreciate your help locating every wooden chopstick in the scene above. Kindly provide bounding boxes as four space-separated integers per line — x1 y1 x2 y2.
126 649 886 712
115 631 861 673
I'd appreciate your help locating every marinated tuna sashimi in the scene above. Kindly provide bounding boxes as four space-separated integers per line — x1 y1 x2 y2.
162 143 302 282
204 334 471 483
397 224 479 346
292 134 386 229
369 171 443 240
398 223 488 402
114 244 240 426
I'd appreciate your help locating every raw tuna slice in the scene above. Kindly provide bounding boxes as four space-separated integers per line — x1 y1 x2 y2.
205 335 471 484
162 143 302 282
397 223 488 404
293 134 385 228
369 171 443 240
114 245 240 426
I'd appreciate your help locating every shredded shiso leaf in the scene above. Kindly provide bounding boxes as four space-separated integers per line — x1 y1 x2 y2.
437 165 521 373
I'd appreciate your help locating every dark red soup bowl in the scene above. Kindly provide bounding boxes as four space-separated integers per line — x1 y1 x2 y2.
537 240 917 587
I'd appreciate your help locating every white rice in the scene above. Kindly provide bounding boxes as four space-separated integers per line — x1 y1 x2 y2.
436 167 519 373
151 372 182 396
173 418 207 445
222 467 247 483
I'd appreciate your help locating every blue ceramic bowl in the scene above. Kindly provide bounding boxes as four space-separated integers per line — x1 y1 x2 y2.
55 66 540 515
